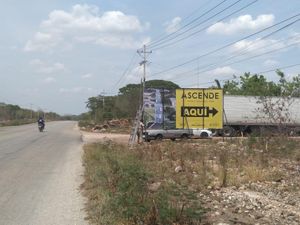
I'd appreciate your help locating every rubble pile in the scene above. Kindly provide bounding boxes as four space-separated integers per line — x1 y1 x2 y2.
202 161 300 225
91 119 130 132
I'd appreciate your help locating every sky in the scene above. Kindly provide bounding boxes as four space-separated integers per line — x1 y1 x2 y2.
0 0 300 115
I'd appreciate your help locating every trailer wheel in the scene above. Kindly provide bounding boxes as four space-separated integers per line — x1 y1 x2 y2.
222 126 235 137
210 129 219 136
181 133 189 140
155 134 163 140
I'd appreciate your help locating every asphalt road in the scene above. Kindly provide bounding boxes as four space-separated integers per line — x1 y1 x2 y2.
0 121 87 225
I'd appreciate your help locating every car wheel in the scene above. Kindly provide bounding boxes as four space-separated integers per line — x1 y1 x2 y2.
200 132 208 138
155 134 163 140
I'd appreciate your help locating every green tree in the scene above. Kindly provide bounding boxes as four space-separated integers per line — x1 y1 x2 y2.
224 73 281 96
84 80 180 122
276 70 300 96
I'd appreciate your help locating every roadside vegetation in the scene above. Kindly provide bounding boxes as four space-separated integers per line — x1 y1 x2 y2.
82 133 300 225
79 71 300 129
81 71 300 224
0 102 76 126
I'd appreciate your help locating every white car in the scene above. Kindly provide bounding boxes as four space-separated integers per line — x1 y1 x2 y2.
192 129 213 138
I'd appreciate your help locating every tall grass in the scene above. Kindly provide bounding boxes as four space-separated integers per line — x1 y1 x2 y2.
82 136 299 224
82 141 205 225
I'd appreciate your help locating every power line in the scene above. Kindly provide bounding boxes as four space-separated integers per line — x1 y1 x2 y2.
150 0 258 50
150 0 246 49
182 63 300 87
150 13 300 77
148 0 229 47
257 63 300 74
110 52 139 92
172 40 300 83
221 41 300 68
210 33 300 70
171 32 300 82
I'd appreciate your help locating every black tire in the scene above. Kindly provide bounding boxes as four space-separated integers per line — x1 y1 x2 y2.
155 134 163 140
200 132 208 138
170 138 176 141
210 129 219 136
181 133 189 140
222 126 235 137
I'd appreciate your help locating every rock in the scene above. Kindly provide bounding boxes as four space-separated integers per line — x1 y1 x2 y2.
287 212 296 217
217 141 226 146
175 166 183 173
255 212 264 219
215 211 220 216
246 205 253 210
249 214 255 219
148 182 161 192
288 200 296 206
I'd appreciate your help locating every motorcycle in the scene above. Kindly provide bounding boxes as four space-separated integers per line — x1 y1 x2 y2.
38 121 45 132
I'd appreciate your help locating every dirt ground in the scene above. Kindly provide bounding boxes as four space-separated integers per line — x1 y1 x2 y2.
81 131 130 144
80 131 300 225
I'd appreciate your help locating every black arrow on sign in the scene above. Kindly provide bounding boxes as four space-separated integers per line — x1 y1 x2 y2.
208 107 218 117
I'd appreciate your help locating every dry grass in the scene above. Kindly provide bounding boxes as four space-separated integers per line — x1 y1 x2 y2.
82 136 300 224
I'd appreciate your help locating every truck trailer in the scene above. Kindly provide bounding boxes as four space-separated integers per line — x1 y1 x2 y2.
219 95 300 136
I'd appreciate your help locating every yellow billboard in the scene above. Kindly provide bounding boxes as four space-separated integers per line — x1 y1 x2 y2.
176 88 223 129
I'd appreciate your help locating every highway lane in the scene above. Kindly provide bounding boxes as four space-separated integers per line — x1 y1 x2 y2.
0 121 87 225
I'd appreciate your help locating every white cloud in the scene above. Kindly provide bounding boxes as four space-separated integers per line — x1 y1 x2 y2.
59 87 97 94
44 77 56 83
231 38 285 53
209 66 239 76
164 17 182 34
263 59 278 67
25 32 62 52
81 73 93 79
207 14 274 35
24 4 150 52
124 65 143 83
30 59 66 74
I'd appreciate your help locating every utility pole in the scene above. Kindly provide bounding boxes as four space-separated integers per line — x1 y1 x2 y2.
100 90 106 108
30 103 33 119
137 45 152 104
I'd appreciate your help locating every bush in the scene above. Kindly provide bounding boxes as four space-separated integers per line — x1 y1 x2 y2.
82 142 205 225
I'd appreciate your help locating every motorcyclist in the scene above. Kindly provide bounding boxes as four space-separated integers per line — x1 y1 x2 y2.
37 116 45 129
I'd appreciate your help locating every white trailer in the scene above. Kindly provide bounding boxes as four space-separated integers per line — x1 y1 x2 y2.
218 95 300 136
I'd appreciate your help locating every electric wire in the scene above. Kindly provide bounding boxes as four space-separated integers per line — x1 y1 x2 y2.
169 31 300 82
110 52 139 92
149 0 246 49
183 63 300 87
150 13 300 77
148 0 229 47
171 40 300 83
150 0 258 50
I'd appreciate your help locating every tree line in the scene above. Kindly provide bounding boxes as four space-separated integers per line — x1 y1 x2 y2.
82 71 300 123
223 70 300 97
0 103 63 126
81 80 179 123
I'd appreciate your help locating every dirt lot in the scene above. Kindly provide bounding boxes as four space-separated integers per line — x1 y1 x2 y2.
81 131 129 144
81 131 300 225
